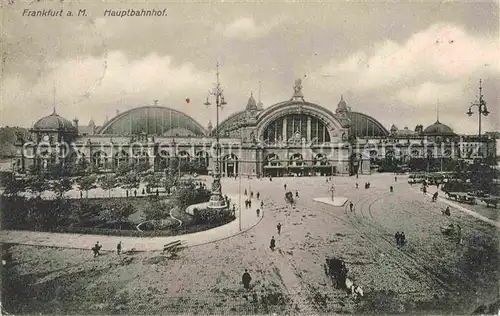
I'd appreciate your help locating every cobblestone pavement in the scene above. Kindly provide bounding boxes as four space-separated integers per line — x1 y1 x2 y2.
2 173 499 314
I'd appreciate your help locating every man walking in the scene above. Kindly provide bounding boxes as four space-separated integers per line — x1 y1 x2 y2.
395 232 401 245
270 236 276 251
349 201 354 212
92 241 102 257
242 269 252 289
256 192 260 200
277 223 282 235
284 184 287 191
117 241 122 255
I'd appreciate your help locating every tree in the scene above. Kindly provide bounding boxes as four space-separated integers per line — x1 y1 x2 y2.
77 175 97 198
121 172 140 194
100 175 117 197
2 176 26 197
135 161 151 173
72 200 101 225
51 177 73 198
102 201 135 230
176 180 211 208
26 174 49 198
116 163 133 177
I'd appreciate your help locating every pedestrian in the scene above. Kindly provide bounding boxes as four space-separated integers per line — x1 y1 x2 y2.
93 241 101 257
156 188 159 196
142 188 145 195
395 176 397 182
256 192 260 200
295 190 299 198
249 199 252 208
232 204 236 216
256 208 260 217
277 223 282 235
269 177 272 181
400 232 406 246
250 191 254 198
356 183 358 189
349 201 354 212
390 186 393 192
423 186 427 195
117 241 122 255
284 184 287 190
356 173 359 179
134 189 137 197
395 232 400 245
244 188 247 196
443 206 450 216
270 236 276 251
242 269 252 289
260 200 264 208
126 190 129 198
80 191 83 199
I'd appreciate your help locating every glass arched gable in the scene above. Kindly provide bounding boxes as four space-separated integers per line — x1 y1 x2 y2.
347 112 389 138
263 114 331 144
99 106 206 136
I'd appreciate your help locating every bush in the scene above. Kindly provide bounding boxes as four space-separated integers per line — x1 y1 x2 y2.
193 207 234 224
143 200 176 220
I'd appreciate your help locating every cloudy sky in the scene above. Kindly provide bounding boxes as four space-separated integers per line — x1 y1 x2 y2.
1 0 498 134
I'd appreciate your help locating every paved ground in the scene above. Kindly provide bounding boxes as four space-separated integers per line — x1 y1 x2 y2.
2 173 499 314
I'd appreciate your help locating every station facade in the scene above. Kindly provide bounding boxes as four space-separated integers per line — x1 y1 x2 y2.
12 80 497 177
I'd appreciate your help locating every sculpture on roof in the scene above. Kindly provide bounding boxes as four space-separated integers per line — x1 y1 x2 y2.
291 78 304 101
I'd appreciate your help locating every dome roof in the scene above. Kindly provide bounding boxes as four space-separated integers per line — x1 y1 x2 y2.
336 95 348 112
246 93 258 111
98 106 206 136
422 120 455 135
33 111 77 132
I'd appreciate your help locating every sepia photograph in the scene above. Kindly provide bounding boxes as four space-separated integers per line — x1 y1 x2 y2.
0 0 499 314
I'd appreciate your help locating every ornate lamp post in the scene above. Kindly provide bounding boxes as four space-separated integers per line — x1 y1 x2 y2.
205 62 228 210
466 79 489 137
466 79 490 161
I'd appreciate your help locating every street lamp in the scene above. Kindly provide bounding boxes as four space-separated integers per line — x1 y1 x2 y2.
467 79 490 162
205 62 228 211
466 79 489 138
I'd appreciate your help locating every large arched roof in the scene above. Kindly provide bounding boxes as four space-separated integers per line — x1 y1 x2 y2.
98 106 207 136
347 111 389 137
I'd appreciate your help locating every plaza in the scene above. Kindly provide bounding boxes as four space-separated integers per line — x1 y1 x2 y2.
2 173 499 314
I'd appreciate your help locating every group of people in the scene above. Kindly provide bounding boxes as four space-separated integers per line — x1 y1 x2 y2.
91 241 123 257
394 232 406 246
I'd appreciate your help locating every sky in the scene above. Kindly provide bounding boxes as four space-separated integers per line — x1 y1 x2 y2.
1 0 499 135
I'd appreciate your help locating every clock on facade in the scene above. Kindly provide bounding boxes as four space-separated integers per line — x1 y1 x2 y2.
43 134 50 141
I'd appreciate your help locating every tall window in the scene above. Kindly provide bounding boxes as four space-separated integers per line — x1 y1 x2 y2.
263 115 330 143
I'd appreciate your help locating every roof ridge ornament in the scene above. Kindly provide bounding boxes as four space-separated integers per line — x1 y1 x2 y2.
291 78 305 102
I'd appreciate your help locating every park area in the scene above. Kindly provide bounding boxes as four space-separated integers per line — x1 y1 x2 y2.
1 173 499 314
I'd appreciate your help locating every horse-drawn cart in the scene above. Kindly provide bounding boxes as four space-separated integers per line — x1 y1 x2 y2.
324 257 348 289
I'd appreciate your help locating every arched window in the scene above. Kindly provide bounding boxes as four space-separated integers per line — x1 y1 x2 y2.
222 153 238 176
93 151 108 169
289 153 304 166
263 115 331 144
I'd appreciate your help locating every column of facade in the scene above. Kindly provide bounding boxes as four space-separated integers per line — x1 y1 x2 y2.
307 117 311 142
282 117 287 142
